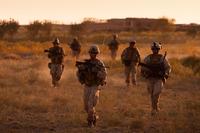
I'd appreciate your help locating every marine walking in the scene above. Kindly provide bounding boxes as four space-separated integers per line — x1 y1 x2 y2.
76 45 107 127
69 37 81 60
107 34 120 60
44 38 65 87
140 42 171 115
121 40 141 87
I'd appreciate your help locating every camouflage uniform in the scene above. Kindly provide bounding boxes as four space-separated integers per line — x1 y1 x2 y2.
46 38 65 87
141 42 171 115
108 34 120 60
50 64 64 86
121 41 141 86
76 45 107 127
70 38 81 59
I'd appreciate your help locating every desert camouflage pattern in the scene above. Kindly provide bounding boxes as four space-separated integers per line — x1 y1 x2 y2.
84 85 100 123
121 47 141 86
110 49 117 60
77 58 107 126
142 54 171 114
47 46 65 87
77 59 107 86
147 78 163 113
48 46 65 64
50 64 64 87
142 54 171 78
124 62 138 85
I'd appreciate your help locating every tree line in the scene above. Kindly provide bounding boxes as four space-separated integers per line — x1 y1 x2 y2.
0 19 53 41
0 18 199 42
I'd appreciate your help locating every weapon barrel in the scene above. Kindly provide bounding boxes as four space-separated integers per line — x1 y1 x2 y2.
75 61 85 66
75 60 110 68
44 49 49 53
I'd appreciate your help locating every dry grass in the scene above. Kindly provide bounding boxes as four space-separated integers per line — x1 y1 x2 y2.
0 40 200 133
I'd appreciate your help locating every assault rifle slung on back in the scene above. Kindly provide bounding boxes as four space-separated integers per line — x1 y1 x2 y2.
75 59 110 69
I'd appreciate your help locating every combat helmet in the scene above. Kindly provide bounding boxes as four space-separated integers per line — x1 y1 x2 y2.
151 42 162 50
129 39 136 45
52 38 60 45
73 36 78 41
88 45 100 54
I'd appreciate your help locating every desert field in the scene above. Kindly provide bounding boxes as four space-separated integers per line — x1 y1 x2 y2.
0 40 200 133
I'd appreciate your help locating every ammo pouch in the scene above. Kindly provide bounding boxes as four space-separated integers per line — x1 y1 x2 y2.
123 60 132 66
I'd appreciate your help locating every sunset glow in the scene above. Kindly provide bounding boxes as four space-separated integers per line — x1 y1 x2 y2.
0 0 200 24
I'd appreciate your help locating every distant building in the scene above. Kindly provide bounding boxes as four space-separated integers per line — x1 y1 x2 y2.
83 17 174 32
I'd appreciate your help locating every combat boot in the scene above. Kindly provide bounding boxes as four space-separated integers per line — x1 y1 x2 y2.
132 81 137 86
151 102 159 115
154 95 160 112
155 103 160 112
93 118 96 127
126 83 130 88
93 115 99 127
87 120 94 128
125 79 130 88
151 109 158 116
87 115 94 128
52 80 59 88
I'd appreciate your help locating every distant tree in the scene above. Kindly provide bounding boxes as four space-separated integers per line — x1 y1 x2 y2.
83 17 106 23
168 18 176 25
27 20 53 41
0 19 19 40
156 17 175 32
0 20 7 39
186 23 198 38
41 20 52 39
5 19 20 39
27 20 43 40
69 23 86 40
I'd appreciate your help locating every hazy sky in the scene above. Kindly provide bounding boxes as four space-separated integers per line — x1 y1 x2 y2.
0 0 200 24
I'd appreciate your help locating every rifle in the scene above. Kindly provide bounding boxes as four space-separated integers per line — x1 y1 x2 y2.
44 49 66 56
75 59 108 86
44 49 49 53
139 52 168 80
76 59 109 69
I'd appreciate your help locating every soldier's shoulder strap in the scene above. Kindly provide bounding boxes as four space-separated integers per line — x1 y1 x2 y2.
162 51 167 61
96 59 104 65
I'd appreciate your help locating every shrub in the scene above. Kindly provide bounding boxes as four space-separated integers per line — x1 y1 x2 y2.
182 56 200 76
170 58 193 77
0 19 19 40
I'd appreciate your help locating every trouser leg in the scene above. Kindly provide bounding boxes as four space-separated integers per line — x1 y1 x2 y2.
131 64 137 85
111 50 117 60
149 79 163 115
50 64 63 87
125 66 131 86
84 86 100 127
